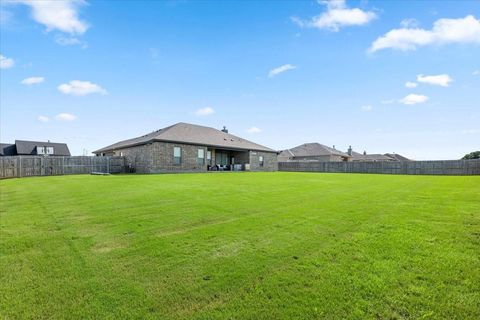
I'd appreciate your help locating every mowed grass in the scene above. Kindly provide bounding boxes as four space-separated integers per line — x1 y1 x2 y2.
1 172 479 319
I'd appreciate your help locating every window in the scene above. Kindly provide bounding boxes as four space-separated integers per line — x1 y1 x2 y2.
217 152 228 165
197 149 205 165
259 155 264 167
36 146 54 155
173 147 182 164
36 146 45 155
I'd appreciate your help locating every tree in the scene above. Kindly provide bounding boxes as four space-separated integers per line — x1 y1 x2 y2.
462 151 480 160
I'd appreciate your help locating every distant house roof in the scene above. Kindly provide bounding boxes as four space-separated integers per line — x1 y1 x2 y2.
279 143 350 158
93 122 276 154
385 153 411 161
14 140 71 156
350 151 395 162
0 143 16 156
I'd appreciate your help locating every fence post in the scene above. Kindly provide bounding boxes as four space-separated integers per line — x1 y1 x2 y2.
18 156 22 177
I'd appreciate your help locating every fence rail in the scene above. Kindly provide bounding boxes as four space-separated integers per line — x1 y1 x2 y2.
0 156 126 179
278 160 480 175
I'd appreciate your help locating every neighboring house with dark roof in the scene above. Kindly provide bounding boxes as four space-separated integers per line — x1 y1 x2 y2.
384 153 411 161
278 143 351 162
0 144 16 156
93 122 278 173
0 140 71 156
346 146 409 162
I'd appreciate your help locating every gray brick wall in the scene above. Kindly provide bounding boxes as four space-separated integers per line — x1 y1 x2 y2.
114 144 152 173
114 141 278 173
150 142 207 173
249 151 278 172
115 141 208 173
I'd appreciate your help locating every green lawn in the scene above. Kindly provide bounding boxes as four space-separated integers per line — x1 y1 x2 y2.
1 172 479 319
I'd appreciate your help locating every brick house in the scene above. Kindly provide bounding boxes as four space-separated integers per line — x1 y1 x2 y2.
346 146 411 162
93 122 278 173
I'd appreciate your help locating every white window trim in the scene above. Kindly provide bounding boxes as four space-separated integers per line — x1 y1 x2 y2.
173 146 182 164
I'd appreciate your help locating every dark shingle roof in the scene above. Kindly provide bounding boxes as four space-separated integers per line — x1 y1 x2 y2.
350 151 395 162
0 143 16 156
14 140 71 156
93 122 276 153
279 143 350 158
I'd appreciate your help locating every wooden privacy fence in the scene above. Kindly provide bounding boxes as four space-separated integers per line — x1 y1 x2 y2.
0 156 126 179
278 160 480 175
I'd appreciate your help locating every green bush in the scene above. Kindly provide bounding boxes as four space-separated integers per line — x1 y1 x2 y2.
462 151 480 159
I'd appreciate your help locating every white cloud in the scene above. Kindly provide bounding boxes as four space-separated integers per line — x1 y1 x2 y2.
247 126 262 134
405 81 418 88
37 115 49 122
55 113 77 121
369 15 480 52
195 107 215 116
399 94 429 105
0 54 14 69
58 80 107 96
361 105 373 111
291 0 376 32
400 18 419 28
16 0 89 34
21 76 45 85
54 34 87 47
268 64 296 77
417 74 452 87
473 70 480 76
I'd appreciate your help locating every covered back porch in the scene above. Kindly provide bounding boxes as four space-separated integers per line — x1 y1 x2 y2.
207 148 250 171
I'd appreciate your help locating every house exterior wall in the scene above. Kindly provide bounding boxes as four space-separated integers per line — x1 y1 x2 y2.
208 148 216 166
249 151 278 171
107 141 277 173
277 155 291 162
150 141 207 173
231 150 250 164
112 144 152 173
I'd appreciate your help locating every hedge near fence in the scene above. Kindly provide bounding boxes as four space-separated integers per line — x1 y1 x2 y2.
0 156 126 179
278 160 480 175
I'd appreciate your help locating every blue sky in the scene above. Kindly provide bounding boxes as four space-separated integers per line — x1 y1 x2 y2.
1 0 479 159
